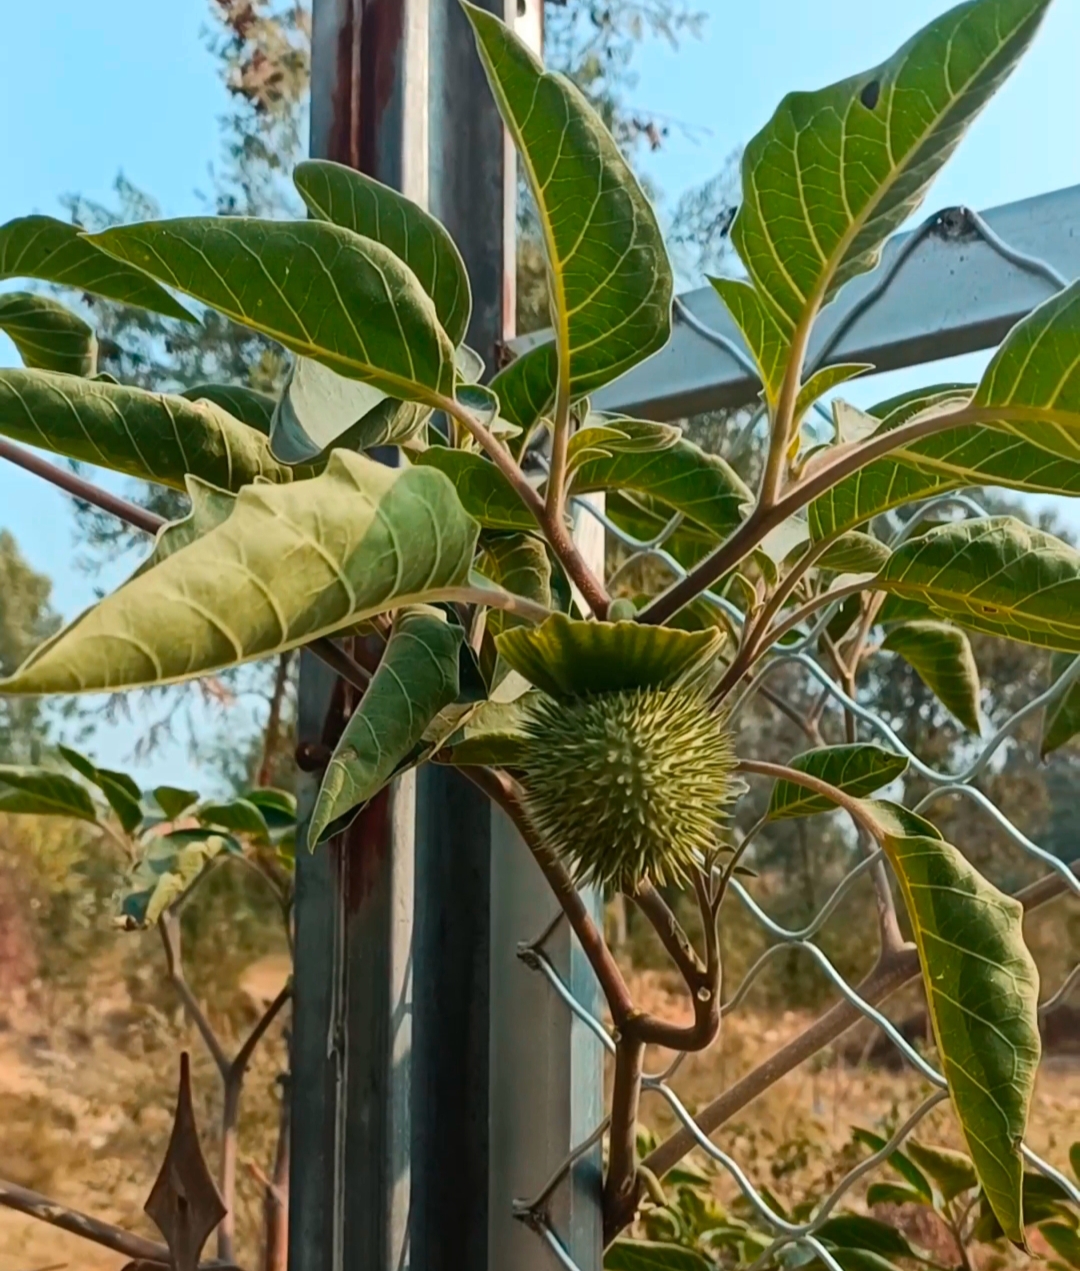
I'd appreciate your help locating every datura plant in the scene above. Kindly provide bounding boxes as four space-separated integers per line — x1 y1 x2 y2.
3 0 1080 1253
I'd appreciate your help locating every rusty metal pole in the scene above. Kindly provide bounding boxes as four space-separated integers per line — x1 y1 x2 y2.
292 3 521 1271
293 4 602 1268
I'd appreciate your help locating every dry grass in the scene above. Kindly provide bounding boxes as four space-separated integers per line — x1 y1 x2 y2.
0 950 289 1271
0 960 1075 1271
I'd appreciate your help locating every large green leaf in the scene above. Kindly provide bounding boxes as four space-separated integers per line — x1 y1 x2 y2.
768 744 908 819
309 608 463 845
813 1216 916 1259
197 797 272 844
606 491 719 569
132 478 241 577
116 830 238 929
794 363 873 426
463 2 672 421
489 344 558 436
566 417 680 474
477 533 552 640
153 786 201 821
1041 1221 1080 1267
809 371 1080 536
878 516 1080 652
852 1127 933 1201
269 356 429 463
181 383 276 435
58 746 143 835
497 614 722 698
0 369 295 492
864 1182 929 1208
972 280 1080 463
0 292 97 376
414 447 536 531
1040 652 1080 758
570 435 752 541
604 1241 710 1271
733 0 1049 330
0 766 98 822
882 620 982 733
816 531 891 575
88 218 457 404
1 450 479 695
710 276 791 406
904 1141 978 1201
433 694 538 767
294 159 471 346
866 807 1041 1241
0 214 193 321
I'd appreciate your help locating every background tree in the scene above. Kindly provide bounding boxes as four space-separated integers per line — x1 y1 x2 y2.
0 534 59 763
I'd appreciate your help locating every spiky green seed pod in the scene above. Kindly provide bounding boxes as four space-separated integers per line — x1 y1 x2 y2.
518 686 738 891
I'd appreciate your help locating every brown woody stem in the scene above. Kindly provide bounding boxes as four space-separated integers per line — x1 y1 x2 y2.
463 765 635 1021
440 394 610 617
256 652 294 787
638 398 1007 626
602 1035 646 1228
0 439 167 534
631 882 706 986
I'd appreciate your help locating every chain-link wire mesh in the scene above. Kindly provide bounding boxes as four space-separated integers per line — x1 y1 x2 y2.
513 204 1080 1269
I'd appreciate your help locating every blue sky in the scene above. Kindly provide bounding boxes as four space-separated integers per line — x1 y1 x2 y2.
1 0 1076 785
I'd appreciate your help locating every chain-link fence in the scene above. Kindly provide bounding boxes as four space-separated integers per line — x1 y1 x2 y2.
510 203 1080 1270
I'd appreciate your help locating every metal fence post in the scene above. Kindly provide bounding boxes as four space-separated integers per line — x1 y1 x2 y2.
293 4 608 1271
292 5 429 1271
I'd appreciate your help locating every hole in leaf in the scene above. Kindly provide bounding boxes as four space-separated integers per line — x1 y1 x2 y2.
860 79 882 110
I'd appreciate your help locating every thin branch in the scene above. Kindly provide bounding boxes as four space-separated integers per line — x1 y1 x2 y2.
0 439 167 533
716 815 767 906
756 577 871 659
541 513 611 618
440 393 610 617
261 1074 291 1271
839 597 904 954
0 1176 237 1269
306 637 370 691
464 765 719 1050
694 866 721 984
759 684 824 746
439 584 553 626
439 393 547 519
631 882 706 987
159 912 290 1263
159 913 230 1078
758 310 816 509
546 381 572 524
711 574 865 707
215 987 291 1263
463 765 635 1024
233 984 291 1078
638 396 1002 626
256 652 293 787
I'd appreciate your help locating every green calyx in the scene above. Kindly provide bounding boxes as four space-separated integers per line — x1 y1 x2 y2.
518 685 738 891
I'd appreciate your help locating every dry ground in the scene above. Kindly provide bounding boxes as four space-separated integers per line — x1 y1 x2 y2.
0 960 1076 1271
